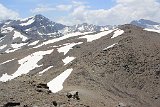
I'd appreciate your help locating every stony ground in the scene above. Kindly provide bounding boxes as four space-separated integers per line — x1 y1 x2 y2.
0 25 160 107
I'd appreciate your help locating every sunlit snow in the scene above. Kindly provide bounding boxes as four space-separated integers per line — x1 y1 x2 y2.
79 30 113 42
39 66 53 75
1 27 14 33
111 29 124 38
0 59 15 66
47 68 73 93
20 18 35 26
103 43 118 50
13 31 28 41
11 43 27 49
58 42 83 55
0 49 53 82
34 32 92 48
0 45 7 50
5 43 27 53
28 40 39 46
144 28 160 33
62 56 75 65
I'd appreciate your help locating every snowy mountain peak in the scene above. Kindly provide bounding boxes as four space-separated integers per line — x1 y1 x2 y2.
130 19 160 28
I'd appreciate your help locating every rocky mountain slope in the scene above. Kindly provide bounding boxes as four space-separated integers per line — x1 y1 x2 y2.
0 22 160 107
0 15 160 107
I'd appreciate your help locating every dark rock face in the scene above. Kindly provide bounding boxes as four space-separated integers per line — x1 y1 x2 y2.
36 83 49 89
3 102 20 107
66 91 80 100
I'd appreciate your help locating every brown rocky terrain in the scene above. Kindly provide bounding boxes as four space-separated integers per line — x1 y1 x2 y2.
0 24 160 107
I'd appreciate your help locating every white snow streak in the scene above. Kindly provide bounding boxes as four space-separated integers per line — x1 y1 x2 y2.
47 68 73 93
62 56 75 65
5 43 27 53
111 29 124 38
80 30 113 42
0 49 53 82
58 42 83 55
28 40 39 46
1 27 14 33
34 32 92 48
11 43 27 49
13 31 28 41
144 28 160 33
0 45 7 50
0 59 15 66
103 43 118 50
20 18 35 26
39 66 53 75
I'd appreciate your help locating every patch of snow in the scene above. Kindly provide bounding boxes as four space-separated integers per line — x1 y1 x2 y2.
111 29 124 38
78 26 85 31
103 43 118 50
39 66 53 75
58 42 83 55
144 28 160 33
35 32 92 48
0 36 5 42
0 49 53 82
80 30 113 42
0 59 15 66
11 43 27 49
0 45 7 50
62 56 75 65
25 28 32 31
1 27 14 33
47 68 73 93
5 48 19 53
13 31 28 41
20 18 35 26
100 27 109 31
28 40 39 46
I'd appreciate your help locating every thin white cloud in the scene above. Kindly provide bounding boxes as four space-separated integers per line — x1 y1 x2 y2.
56 4 72 11
31 4 55 13
31 4 73 13
0 4 19 20
57 0 160 25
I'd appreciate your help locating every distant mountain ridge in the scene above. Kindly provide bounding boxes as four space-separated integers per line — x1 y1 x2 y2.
130 19 160 30
0 14 160 54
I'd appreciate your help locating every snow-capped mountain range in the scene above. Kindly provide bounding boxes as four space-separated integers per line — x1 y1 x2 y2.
0 14 160 107
0 14 160 54
131 19 160 33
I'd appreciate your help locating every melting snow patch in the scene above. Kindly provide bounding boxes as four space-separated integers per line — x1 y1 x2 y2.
11 43 27 49
0 45 7 50
103 43 118 51
28 40 39 46
1 27 14 33
47 68 73 93
111 29 124 39
62 56 75 65
144 28 160 33
13 31 28 41
6 43 28 53
39 66 53 75
35 32 92 48
79 30 113 42
58 42 83 55
20 18 35 26
0 49 53 82
0 59 15 66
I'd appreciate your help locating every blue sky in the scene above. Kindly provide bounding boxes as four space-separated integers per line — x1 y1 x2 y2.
0 0 159 25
